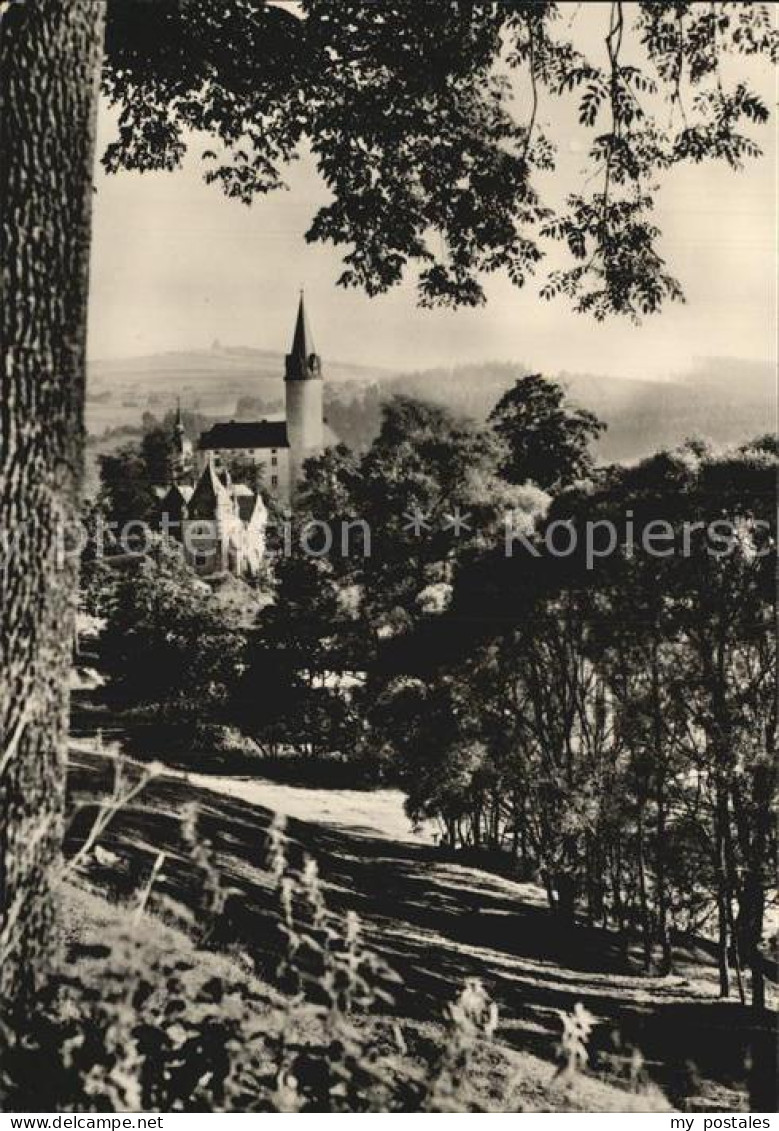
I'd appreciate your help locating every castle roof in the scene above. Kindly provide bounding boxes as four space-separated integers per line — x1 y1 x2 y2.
198 420 289 451
158 482 193 521
285 291 322 382
188 456 231 519
185 458 267 527
233 485 266 524
160 482 193 504
290 291 315 361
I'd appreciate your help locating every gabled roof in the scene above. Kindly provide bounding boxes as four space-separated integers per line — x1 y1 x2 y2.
159 482 193 504
198 421 289 451
234 489 266 524
188 457 231 519
158 482 193 520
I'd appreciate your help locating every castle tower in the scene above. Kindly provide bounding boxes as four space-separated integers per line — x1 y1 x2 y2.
170 398 193 483
285 292 323 495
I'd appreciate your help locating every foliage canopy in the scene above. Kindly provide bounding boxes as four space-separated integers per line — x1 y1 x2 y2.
102 1 776 318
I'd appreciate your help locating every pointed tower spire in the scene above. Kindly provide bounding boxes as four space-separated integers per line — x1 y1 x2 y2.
169 396 193 484
285 290 321 381
284 290 324 502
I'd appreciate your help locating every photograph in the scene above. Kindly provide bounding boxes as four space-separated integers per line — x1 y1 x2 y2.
0 0 776 1118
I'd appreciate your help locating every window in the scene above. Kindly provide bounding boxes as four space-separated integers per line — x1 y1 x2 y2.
271 475 278 488
271 448 277 455
192 550 209 567
271 456 277 467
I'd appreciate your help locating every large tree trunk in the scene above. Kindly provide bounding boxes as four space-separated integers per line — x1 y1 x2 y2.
0 0 104 1010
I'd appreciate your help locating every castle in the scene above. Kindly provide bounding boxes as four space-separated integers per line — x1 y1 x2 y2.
158 293 325 579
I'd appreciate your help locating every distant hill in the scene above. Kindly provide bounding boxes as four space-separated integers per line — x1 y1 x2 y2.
86 349 773 465
86 345 388 436
380 356 773 463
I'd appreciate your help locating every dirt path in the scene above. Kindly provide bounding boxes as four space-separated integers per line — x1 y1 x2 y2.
66 746 776 1112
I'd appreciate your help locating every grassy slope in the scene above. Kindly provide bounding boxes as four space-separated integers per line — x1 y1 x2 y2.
65 747 775 1112
57 883 659 1114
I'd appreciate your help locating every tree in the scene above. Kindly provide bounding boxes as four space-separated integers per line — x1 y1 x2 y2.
489 374 605 491
388 432 775 1003
239 529 365 757
293 400 535 639
1 0 775 1014
243 406 540 762
576 441 776 1001
99 444 159 530
556 461 699 973
99 540 246 731
0 0 106 1008
222 454 266 493
141 424 177 486
370 674 491 846
665 443 777 1007
97 422 187 532
450 551 626 926
357 396 530 635
101 1 776 316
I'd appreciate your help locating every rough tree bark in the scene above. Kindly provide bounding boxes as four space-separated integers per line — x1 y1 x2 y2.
0 0 104 1008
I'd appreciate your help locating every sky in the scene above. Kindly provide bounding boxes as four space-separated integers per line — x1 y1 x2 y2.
87 10 777 382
